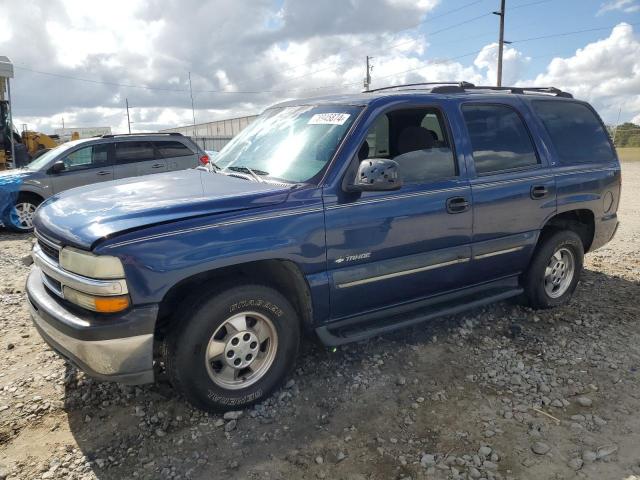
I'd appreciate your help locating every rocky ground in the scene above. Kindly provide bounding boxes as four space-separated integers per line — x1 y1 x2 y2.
0 162 638 480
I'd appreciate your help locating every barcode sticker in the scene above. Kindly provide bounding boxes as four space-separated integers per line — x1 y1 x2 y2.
308 113 351 125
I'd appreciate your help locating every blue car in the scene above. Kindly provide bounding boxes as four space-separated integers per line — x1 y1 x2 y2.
26 83 620 412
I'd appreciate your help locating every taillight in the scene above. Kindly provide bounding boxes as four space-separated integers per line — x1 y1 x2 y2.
199 155 209 165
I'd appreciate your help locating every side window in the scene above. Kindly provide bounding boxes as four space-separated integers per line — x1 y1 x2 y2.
462 104 538 174
360 108 457 184
115 141 156 163
154 140 194 158
531 101 616 164
62 144 110 171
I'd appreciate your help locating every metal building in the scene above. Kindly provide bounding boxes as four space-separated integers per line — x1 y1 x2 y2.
161 114 258 152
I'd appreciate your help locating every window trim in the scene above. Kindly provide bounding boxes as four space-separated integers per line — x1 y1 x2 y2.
461 101 541 177
348 104 461 187
114 140 159 165
59 143 112 173
530 99 618 166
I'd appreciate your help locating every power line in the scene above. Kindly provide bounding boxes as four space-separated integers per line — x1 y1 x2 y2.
511 22 640 43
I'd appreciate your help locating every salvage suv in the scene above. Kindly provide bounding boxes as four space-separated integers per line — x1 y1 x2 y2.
26 83 621 412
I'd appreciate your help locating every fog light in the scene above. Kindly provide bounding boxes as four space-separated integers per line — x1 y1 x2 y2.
63 286 130 313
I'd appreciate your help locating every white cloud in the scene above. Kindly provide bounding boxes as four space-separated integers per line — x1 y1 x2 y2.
529 23 640 123
598 0 640 15
474 43 531 86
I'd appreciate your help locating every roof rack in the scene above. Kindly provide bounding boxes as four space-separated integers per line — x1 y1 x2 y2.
366 81 475 93
364 81 572 98
101 132 183 138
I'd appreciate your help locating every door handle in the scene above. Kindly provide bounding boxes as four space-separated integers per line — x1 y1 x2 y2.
96 170 111 176
446 196 470 214
151 163 165 169
531 185 549 199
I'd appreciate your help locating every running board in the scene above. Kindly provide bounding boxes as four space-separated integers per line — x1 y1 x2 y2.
316 286 523 346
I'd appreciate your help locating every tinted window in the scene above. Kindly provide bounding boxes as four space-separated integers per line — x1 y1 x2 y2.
115 141 156 163
361 108 457 183
62 144 110 171
154 140 194 158
532 101 616 164
462 104 538 174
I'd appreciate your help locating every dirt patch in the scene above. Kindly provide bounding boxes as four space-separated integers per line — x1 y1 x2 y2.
0 162 638 480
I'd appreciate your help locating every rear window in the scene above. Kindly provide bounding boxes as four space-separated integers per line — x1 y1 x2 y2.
462 104 538 174
153 140 194 158
531 101 616 164
115 141 156 163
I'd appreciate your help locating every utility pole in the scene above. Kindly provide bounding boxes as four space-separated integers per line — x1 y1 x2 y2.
493 0 506 87
363 56 373 91
61 117 64 129
188 72 196 134
126 98 131 134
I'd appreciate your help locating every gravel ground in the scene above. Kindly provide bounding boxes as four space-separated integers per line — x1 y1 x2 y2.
0 162 638 480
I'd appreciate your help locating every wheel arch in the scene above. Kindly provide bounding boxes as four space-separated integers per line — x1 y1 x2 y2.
540 208 595 252
154 259 314 340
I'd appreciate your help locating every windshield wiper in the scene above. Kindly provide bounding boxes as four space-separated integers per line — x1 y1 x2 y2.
226 166 269 182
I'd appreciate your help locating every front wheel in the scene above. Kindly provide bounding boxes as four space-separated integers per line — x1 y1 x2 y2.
523 230 584 309
6 194 42 232
165 284 300 412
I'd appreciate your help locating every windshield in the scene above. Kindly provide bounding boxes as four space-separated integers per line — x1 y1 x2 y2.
215 105 362 183
26 141 78 171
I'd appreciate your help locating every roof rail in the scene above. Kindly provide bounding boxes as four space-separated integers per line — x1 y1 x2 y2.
365 81 475 93
464 85 573 98
364 81 572 98
101 132 183 138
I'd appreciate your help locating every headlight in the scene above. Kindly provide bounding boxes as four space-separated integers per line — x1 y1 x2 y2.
59 247 125 279
63 286 130 313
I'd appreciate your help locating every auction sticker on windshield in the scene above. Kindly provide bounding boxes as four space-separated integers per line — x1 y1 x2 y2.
308 113 351 125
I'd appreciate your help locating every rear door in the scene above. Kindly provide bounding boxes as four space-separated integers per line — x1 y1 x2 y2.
460 101 556 284
50 143 114 194
114 140 166 179
324 104 473 320
153 139 199 171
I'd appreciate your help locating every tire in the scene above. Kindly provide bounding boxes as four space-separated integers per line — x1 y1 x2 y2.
5 193 42 233
523 229 584 309
165 284 300 412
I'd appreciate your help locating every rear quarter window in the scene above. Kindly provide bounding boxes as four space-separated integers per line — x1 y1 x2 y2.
531 101 616 164
153 140 194 158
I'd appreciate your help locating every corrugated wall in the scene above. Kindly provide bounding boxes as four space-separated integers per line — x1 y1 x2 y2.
161 114 258 151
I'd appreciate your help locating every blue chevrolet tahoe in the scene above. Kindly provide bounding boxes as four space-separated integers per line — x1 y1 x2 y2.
26 83 621 412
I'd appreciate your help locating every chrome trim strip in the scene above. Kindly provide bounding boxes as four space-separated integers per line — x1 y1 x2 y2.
107 207 325 248
473 174 554 188
553 166 618 177
336 257 470 289
32 245 128 297
474 246 524 260
326 186 469 211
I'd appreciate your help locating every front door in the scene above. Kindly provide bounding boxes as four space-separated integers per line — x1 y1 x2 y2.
460 101 557 284
324 105 473 320
50 143 114 194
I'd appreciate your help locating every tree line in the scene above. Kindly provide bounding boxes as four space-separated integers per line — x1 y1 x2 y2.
607 123 640 148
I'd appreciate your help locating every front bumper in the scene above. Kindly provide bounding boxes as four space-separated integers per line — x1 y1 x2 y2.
26 268 157 385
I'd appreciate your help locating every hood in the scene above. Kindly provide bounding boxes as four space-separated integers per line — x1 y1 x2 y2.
34 169 290 249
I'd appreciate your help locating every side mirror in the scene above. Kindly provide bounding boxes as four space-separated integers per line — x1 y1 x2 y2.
347 158 402 192
48 160 65 174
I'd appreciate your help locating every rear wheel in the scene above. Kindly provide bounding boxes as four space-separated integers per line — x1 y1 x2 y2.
165 284 300 412
6 194 42 232
523 230 584 309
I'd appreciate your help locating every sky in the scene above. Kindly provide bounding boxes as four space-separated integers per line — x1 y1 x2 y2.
0 0 639 134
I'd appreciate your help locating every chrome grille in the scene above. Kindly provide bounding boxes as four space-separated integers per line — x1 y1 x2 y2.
34 231 61 263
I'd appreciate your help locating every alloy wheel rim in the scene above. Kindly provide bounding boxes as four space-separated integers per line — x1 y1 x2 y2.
204 311 278 390
544 247 575 298
9 202 37 230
